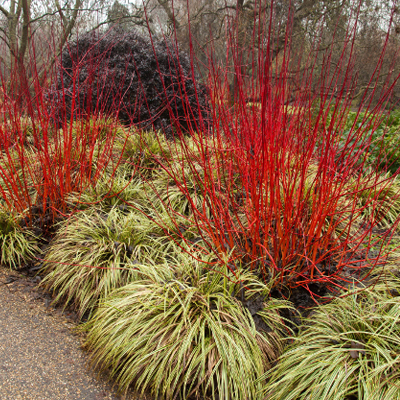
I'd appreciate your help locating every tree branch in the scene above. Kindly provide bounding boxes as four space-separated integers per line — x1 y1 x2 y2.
0 4 9 17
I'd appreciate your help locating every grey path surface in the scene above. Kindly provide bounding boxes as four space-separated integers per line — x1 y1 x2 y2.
0 268 149 400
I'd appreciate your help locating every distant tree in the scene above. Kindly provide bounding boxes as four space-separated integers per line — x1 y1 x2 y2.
107 1 132 32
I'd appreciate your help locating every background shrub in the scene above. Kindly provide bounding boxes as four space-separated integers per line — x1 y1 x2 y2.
332 110 400 174
49 30 210 135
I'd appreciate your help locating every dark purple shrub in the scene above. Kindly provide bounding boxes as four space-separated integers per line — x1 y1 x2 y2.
50 30 209 134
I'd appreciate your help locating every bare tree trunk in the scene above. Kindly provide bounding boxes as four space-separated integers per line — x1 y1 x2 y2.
12 0 31 107
157 0 181 36
39 0 82 85
0 0 22 81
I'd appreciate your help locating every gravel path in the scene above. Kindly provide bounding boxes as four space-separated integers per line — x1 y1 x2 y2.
0 268 149 400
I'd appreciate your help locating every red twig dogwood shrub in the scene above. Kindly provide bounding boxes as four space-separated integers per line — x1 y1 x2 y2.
0 43 124 229
143 1 400 297
0 27 211 230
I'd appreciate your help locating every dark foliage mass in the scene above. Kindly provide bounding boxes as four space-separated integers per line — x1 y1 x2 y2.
49 30 209 134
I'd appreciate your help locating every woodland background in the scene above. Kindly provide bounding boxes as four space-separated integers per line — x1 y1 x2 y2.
1 0 399 106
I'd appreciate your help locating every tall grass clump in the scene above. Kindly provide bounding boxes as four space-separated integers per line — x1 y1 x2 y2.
41 182 203 317
40 208 140 317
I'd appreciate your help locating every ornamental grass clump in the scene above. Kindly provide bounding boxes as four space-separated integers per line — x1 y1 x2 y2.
67 168 148 214
82 261 293 399
0 146 41 207
0 208 39 269
41 208 142 317
151 161 212 217
112 129 173 179
263 284 400 400
40 201 201 317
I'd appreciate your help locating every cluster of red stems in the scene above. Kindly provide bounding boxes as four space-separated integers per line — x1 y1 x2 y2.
1 0 400 296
